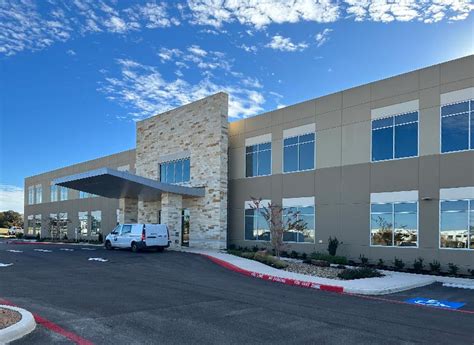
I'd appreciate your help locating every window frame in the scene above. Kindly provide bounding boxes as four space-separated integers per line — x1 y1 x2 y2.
245 141 272 178
371 110 419 163
369 201 419 248
159 157 191 184
282 202 315 244
439 198 473 251
243 200 271 242
440 99 473 155
282 131 316 174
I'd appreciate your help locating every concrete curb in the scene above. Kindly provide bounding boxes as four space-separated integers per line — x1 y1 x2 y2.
0 305 36 344
201 254 345 293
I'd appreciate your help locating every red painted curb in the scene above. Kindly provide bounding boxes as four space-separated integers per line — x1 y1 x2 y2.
201 254 344 293
0 298 94 345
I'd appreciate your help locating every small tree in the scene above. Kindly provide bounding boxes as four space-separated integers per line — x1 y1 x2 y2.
251 197 307 258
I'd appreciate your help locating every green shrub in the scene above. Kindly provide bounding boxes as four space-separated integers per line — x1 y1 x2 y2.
393 257 405 270
310 252 347 265
327 236 340 256
301 252 307 260
15 232 23 239
359 254 368 266
280 250 289 258
227 249 243 257
338 267 383 280
253 252 288 269
290 250 299 259
36 233 40 241
241 252 255 259
448 263 459 276
228 244 236 250
413 257 424 273
252 245 259 252
429 260 441 274
377 259 385 269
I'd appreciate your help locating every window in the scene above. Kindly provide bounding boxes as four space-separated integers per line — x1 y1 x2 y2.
372 111 418 162
246 142 271 177
440 199 473 249
78 212 88 237
28 186 34 205
50 183 58 202
282 197 315 243
283 133 315 173
441 99 473 153
91 211 101 237
60 186 68 201
34 214 41 236
79 191 90 199
160 157 190 184
27 215 34 235
59 213 68 239
121 225 132 235
35 184 42 204
244 201 270 241
370 202 418 247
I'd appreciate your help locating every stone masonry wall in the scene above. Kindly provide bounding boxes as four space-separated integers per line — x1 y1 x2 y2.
135 93 228 249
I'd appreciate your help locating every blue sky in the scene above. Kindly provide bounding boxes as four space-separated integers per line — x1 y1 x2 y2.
0 0 473 212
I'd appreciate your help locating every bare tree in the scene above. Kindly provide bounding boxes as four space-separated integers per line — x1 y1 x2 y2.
44 216 71 241
251 197 307 258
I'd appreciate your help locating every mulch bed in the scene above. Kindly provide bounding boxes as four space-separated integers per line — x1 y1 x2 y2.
284 262 345 280
0 307 21 330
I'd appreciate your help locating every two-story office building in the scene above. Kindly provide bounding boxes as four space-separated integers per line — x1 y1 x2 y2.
24 55 473 270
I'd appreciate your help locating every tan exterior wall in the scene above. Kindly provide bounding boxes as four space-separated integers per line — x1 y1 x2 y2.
228 55 474 272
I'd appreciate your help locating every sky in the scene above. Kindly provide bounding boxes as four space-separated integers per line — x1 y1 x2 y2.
0 0 473 213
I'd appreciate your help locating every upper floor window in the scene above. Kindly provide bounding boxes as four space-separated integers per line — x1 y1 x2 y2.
283 133 315 173
50 183 58 202
246 142 271 177
282 197 315 243
60 186 68 201
372 111 418 162
28 186 34 205
160 157 190 184
35 184 42 204
440 199 473 250
441 99 473 153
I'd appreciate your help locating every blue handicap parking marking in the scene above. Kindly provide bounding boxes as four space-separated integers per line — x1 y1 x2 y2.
405 297 465 310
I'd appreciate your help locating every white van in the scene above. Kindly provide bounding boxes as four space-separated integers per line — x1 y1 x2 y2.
105 224 170 252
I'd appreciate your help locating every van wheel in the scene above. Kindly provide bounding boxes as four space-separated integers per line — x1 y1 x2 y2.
131 242 139 253
105 241 112 250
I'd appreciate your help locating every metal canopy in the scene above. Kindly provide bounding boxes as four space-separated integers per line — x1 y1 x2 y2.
53 168 205 200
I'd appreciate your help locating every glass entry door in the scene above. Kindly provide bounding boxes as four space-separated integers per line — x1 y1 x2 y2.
181 209 190 247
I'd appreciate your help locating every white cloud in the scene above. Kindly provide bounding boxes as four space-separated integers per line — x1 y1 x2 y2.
315 28 333 47
99 56 266 120
0 1 179 56
344 0 473 23
265 35 308 52
158 47 182 62
187 44 208 56
66 49 76 56
187 0 340 29
0 185 23 213
239 44 258 53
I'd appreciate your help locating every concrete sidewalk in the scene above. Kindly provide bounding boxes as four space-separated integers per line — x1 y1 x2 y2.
183 249 474 295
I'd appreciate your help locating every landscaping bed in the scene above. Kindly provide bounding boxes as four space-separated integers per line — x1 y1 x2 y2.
0 307 21 330
227 249 384 280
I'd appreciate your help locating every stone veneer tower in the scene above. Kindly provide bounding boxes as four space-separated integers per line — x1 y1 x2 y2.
132 93 228 249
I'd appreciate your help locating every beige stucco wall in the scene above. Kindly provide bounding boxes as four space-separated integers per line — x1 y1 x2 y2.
134 93 229 249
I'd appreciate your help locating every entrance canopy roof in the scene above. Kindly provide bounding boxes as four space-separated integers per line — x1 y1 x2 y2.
53 168 205 200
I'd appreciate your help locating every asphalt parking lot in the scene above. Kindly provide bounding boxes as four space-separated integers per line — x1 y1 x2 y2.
0 240 473 345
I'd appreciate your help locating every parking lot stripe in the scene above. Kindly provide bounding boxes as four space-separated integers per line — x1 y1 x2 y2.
0 298 94 345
